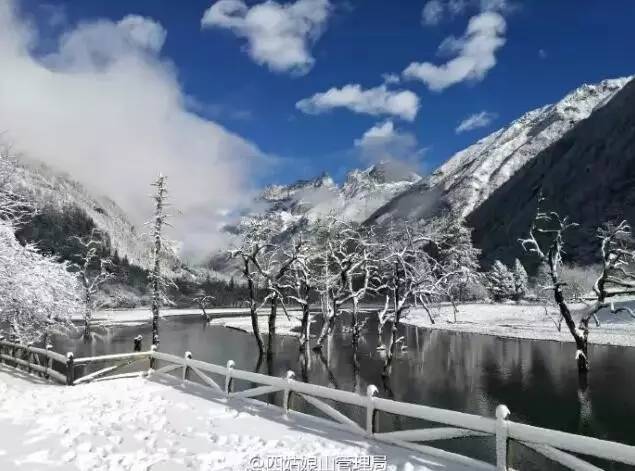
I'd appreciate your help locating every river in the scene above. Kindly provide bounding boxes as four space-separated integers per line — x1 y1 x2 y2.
51 313 635 470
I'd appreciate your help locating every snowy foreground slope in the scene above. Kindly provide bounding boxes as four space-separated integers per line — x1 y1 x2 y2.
0 368 471 471
368 76 631 224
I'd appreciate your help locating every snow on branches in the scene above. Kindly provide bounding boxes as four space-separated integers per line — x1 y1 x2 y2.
0 223 81 343
520 197 635 373
0 144 81 343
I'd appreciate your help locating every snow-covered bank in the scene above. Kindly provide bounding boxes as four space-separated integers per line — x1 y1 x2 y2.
0 366 472 471
79 307 299 327
403 302 635 347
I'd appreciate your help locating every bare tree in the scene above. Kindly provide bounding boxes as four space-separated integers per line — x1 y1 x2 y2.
286 235 316 348
193 295 215 321
147 174 175 346
375 220 461 364
313 218 373 350
72 229 114 339
250 235 299 340
230 217 272 354
520 201 635 373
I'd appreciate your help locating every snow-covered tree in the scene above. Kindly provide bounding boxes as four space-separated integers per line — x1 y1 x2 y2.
430 216 482 319
0 144 82 343
313 217 374 350
486 260 515 301
72 229 114 339
230 216 271 353
147 174 176 346
285 233 317 348
520 198 635 373
374 219 459 363
512 258 528 301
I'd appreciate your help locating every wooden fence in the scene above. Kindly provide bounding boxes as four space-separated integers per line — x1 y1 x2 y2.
1 337 634 471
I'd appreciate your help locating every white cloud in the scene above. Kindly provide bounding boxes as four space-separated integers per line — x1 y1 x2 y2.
538 48 547 59
420 0 512 26
0 0 268 256
455 110 497 133
117 15 167 52
201 0 331 75
381 73 400 85
403 11 506 91
422 1 444 26
354 121 425 167
296 84 420 121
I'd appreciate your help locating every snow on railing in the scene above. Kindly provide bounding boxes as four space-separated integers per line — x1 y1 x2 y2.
2 336 635 471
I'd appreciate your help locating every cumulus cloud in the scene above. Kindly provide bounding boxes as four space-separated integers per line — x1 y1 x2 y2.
0 0 267 257
354 121 425 168
296 85 420 121
403 11 506 91
455 110 497 133
201 0 331 75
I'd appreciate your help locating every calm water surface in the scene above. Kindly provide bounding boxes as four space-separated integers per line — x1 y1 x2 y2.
51 313 635 470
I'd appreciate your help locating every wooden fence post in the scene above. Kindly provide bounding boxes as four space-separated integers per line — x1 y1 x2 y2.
225 360 235 396
44 344 53 379
283 371 295 416
0 335 4 365
366 385 379 436
182 351 192 381
496 404 511 471
133 335 143 352
26 342 34 374
66 352 75 386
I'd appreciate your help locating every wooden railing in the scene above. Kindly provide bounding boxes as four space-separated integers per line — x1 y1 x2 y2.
2 337 635 471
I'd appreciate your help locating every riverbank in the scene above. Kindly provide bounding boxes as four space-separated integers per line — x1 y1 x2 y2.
0 366 472 471
403 302 635 347
89 301 635 348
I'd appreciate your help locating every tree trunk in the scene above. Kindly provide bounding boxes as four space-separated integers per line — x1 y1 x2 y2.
83 291 91 340
299 302 310 349
314 295 336 350
553 282 589 373
351 298 359 347
269 296 277 338
246 260 264 354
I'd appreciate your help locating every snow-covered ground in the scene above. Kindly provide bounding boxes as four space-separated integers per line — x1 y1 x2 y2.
403 302 635 347
0 366 473 471
79 307 295 327
207 302 635 348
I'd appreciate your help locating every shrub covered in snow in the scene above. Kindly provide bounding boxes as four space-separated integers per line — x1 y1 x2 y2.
0 223 82 342
486 260 516 301
512 259 529 301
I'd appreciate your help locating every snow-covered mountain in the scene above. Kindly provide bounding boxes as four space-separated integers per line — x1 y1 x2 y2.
256 161 420 228
469 76 635 266
7 157 154 270
368 76 632 224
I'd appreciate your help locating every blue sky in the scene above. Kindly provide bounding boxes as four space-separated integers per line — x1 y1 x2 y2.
11 0 635 185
